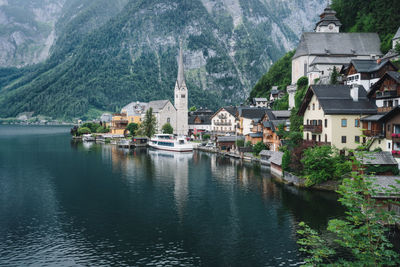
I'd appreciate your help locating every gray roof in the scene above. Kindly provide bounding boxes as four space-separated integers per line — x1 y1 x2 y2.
310 56 352 66
370 176 400 198
177 42 186 87
147 100 172 112
293 33 382 59
357 152 397 165
270 151 284 166
271 110 291 119
315 6 342 30
382 49 399 60
387 71 400 83
238 107 268 120
249 132 263 138
394 27 400 40
188 114 211 125
260 150 273 157
350 59 392 73
313 85 376 115
361 114 385 122
122 101 148 116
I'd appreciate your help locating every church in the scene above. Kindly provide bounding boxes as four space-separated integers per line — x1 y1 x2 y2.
118 44 189 136
288 3 383 109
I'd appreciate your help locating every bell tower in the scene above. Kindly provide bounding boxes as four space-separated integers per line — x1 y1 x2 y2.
315 1 342 33
174 41 189 136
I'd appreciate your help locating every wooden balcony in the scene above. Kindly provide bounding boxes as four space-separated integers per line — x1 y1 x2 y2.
363 129 384 137
214 121 232 126
378 106 394 113
303 124 322 133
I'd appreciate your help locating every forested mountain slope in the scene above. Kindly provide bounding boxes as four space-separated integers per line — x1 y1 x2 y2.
0 0 325 119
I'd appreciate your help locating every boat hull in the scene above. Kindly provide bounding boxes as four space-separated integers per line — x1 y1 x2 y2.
148 142 193 152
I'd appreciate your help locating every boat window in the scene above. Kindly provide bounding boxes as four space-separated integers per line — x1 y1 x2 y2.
179 140 184 144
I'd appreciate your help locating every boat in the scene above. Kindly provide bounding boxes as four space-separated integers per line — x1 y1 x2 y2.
82 134 96 142
149 134 193 152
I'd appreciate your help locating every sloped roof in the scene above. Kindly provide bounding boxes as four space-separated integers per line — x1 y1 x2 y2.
238 107 268 120
357 152 397 165
272 110 291 119
188 115 211 125
299 85 377 115
253 98 268 102
148 100 172 112
217 136 244 142
370 176 400 198
394 26 400 40
310 56 352 66
361 114 385 122
350 59 395 73
122 101 148 116
249 132 263 138
293 32 382 59
270 151 284 166
368 71 400 97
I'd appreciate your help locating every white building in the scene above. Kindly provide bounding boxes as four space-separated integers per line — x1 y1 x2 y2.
211 106 237 135
174 43 189 136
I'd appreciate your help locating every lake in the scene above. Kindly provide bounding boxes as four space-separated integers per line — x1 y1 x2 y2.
0 125 345 266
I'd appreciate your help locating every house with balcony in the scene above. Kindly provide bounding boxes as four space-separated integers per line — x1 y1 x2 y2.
298 84 377 150
237 107 268 136
188 108 213 135
367 71 400 113
210 106 237 135
110 113 129 135
341 59 397 91
361 107 400 160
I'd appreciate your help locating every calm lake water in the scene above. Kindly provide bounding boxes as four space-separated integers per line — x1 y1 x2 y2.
0 125 346 266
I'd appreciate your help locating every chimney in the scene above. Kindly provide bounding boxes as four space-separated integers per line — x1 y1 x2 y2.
350 84 359 102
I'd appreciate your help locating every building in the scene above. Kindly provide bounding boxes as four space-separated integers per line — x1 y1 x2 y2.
367 71 400 113
252 98 268 107
100 113 112 124
110 113 129 135
211 106 237 135
174 43 189 136
237 107 268 136
121 102 148 124
146 100 177 134
216 136 244 151
342 59 397 91
291 4 382 85
361 107 400 156
188 108 213 135
269 87 284 106
383 26 400 61
298 84 377 150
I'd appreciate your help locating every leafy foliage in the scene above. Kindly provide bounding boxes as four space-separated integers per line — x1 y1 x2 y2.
298 152 400 265
77 127 91 135
253 141 267 156
301 145 351 186
138 108 157 137
161 123 173 134
332 0 400 53
235 139 245 147
126 123 139 136
330 66 339 85
249 50 295 100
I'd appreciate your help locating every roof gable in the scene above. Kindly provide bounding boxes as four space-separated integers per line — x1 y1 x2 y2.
368 71 400 98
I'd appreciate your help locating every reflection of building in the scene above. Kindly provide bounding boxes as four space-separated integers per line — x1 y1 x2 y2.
149 150 192 219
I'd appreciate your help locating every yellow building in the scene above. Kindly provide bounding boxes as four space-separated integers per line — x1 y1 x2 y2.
110 113 129 135
298 84 377 150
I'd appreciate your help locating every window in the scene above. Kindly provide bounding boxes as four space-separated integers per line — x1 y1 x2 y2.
318 135 321 142
312 103 315 110
341 136 347 143
319 104 321 110
181 94 186 98
324 119 327 128
388 124 391 132
341 119 347 127
167 118 170 123
308 105 310 110
307 119 309 125
325 134 328 143
355 136 360 143
306 133 309 140
396 100 399 107
388 142 391 149
355 119 360 127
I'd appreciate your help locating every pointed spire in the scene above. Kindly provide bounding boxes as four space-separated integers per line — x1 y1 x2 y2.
177 40 185 88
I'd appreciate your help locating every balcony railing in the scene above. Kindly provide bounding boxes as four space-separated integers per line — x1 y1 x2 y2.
303 140 331 147
376 91 397 98
378 106 394 113
303 124 322 133
214 121 232 126
363 129 384 137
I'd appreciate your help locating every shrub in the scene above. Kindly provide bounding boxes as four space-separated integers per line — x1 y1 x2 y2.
96 126 109 133
245 141 253 147
235 139 245 147
202 134 210 140
253 141 267 156
78 127 91 135
161 122 173 134
282 150 291 172
126 123 139 135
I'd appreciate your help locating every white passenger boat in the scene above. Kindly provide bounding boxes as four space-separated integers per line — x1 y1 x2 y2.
149 134 193 152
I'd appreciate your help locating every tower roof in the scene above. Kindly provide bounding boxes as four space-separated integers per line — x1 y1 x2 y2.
315 3 342 31
177 41 185 87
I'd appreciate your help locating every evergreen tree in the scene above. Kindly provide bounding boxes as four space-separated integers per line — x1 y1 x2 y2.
330 66 339 85
161 122 173 134
140 108 157 137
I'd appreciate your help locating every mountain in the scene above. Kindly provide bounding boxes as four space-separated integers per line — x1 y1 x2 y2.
0 0 325 120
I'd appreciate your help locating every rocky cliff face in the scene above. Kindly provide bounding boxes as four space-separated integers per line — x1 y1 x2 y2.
0 0 326 119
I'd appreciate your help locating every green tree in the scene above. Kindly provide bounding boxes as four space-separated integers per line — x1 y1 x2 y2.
96 125 110 133
189 106 197 112
330 66 339 85
81 122 99 133
77 127 91 135
202 134 210 140
139 108 157 137
126 123 139 136
245 141 253 147
301 145 351 186
235 139 245 147
161 122 173 134
253 141 267 156
281 149 291 172
298 153 400 266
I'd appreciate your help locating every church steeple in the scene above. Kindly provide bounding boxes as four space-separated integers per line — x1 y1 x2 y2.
177 42 186 88
315 1 342 33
